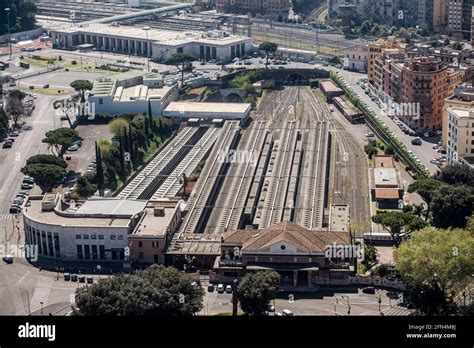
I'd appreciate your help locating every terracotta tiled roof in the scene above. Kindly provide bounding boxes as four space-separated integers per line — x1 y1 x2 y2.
222 222 350 253
375 188 400 200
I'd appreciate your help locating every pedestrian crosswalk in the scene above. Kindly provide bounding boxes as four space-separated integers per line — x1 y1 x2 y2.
0 214 15 221
381 306 413 316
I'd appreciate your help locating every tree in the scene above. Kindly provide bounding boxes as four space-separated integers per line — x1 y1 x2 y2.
4 90 26 127
180 173 189 196
384 145 394 155
364 144 377 159
431 185 474 229
361 244 378 270
394 227 474 313
26 154 67 168
371 211 427 246
108 118 129 138
73 265 204 316
0 1 37 36
70 80 93 117
258 41 278 67
408 178 444 220
237 271 280 316
76 172 97 198
95 141 105 195
359 20 371 35
148 100 155 133
21 162 67 193
434 164 474 187
42 128 79 158
163 53 196 85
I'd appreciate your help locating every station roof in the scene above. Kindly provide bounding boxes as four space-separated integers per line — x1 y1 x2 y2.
164 101 251 116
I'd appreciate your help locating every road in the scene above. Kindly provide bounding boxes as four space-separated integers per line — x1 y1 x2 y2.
201 287 411 316
0 258 79 315
0 94 61 245
328 68 441 174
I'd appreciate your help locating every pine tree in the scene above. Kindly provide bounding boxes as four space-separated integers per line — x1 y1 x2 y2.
118 128 126 179
148 100 154 133
95 141 105 195
129 126 135 168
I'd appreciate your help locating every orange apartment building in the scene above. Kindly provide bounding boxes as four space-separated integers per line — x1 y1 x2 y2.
215 0 290 18
401 56 460 131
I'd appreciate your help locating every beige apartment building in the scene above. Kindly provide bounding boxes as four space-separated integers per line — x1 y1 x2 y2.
367 39 400 86
442 84 474 148
446 108 474 164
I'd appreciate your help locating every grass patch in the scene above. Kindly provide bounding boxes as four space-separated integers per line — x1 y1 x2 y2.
20 57 53 68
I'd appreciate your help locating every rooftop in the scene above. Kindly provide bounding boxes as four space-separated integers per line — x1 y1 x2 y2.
373 155 395 169
373 167 398 187
223 222 350 254
448 108 474 119
164 101 251 114
50 23 246 46
24 197 142 228
131 202 181 238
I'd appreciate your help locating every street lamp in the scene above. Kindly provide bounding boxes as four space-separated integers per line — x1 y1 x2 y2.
4 7 12 61
40 301 44 315
143 26 150 72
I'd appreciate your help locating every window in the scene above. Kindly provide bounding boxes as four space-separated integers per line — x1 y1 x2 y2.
83 234 89 239
76 234 81 239
118 235 123 240
99 245 105 260
98 235 104 240
99 98 103 105
91 245 98 260
77 245 83 259
84 245 91 259
91 234 97 240
110 235 116 240
139 241 143 248
152 241 159 248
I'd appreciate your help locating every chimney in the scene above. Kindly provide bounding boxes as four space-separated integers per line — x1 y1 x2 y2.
154 207 165 217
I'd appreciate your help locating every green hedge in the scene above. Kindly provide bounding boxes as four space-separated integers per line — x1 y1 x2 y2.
330 72 429 178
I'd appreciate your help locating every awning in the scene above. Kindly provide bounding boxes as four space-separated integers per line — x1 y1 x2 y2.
299 267 319 271
246 265 273 270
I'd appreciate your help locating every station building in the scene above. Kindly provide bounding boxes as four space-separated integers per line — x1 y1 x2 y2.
212 222 355 287
162 101 251 122
49 23 252 63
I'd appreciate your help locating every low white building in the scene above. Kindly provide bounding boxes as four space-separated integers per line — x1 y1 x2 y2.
162 101 251 121
49 23 252 63
23 195 147 263
344 45 368 73
88 71 178 116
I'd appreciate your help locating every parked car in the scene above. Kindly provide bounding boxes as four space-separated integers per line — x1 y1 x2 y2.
9 205 21 214
267 304 275 312
21 182 33 190
70 273 78 282
225 285 233 294
423 132 430 138
86 276 94 284
411 137 422 146
67 144 79 151
432 144 439 149
64 273 70 281
2 141 12 149
2 255 13 263
207 284 215 292
362 286 376 294
11 131 19 137
78 275 86 283
43 84 50 88
217 284 225 293
282 309 294 316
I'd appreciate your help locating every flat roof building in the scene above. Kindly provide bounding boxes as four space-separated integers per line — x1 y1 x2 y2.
23 196 147 265
88 71 178 117
162 101 251 121
370 155 404 209
49 22 252 63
